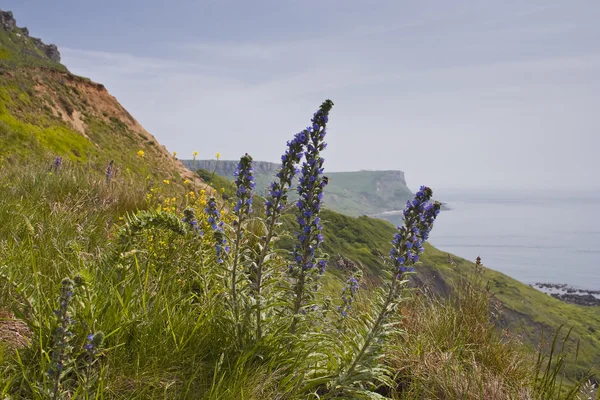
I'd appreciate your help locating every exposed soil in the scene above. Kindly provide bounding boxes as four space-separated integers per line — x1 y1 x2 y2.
30 69 211 192
0 310 30 349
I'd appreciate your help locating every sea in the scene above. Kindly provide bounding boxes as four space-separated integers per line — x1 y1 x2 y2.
378 188 600 290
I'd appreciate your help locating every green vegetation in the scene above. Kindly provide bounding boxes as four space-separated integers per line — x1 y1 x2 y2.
0 36 192 190
0 24 66 72
199 167 600 385
0 158 591 399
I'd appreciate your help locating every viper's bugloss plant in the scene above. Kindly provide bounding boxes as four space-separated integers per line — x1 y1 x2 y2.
230 153 255 347
233 153 255 216
182 207 202 234
105 160 114 184
80 331 105 395
48 278 75 400
289 99 333 330
331 186 441 395
206 196 229 263
339 274 360 319
250 105 325 341
50 155 63 172
391 186 440 275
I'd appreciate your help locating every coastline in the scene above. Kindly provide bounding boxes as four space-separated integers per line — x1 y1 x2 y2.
532 283 600 306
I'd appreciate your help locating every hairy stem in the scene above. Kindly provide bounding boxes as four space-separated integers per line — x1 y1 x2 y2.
337 272 400 386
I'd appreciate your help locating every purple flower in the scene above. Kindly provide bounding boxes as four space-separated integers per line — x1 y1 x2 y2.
389 186 441 275
234 154 255 218
289 100 334 320
206 197 229 260
339 274 360 318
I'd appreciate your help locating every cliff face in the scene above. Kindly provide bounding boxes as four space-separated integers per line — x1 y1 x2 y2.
187 159 280 177
0 9 207 191
182 159 414 217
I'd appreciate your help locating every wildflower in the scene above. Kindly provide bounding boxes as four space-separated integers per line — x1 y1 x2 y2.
206 197 228 262
163 180 170 185
289 99 334 321
184 179 190 185
48 278 75 397
173 151 177 157
105 160 114 184
182 207 202 234
137 149 145 158
233 153 255 218
193 151 198 157
389 186 441 276
265 127 312 218
84 331 104 356
216 152 221 159
292 100 333 273
50 155 63 171
334 187 440 389
339 274 360 319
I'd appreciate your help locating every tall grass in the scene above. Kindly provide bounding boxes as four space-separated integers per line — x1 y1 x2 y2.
0 102 590 399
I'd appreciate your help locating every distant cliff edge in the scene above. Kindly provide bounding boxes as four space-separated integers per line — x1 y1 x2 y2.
182 159 413 218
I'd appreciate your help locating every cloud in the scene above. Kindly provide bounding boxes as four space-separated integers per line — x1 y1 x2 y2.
60 2 600 191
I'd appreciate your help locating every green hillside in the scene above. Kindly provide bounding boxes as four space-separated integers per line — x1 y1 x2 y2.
0 10 203 191
199 169 599 381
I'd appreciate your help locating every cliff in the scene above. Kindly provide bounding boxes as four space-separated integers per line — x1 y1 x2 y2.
181 159 414 217
0 10 61 65
0 9 206 190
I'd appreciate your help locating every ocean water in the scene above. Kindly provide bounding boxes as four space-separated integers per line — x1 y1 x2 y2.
380 189 600 290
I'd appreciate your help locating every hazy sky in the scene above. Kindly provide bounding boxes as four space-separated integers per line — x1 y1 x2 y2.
5 1 600 190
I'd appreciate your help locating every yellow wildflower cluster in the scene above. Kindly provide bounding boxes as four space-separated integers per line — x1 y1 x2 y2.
158 197 178 214
137 149 145 158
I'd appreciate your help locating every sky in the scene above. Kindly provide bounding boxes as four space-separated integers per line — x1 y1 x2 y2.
4 0 600 191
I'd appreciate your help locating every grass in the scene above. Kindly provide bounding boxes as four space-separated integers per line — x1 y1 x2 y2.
0 150 594 399
0 59 194 193
0 25 67 72
199 165 600 388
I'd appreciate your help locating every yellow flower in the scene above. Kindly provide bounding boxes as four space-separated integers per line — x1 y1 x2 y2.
163 179 170 185
189 191 195 197
193 151 198 157
171 197 177 203
216 152 221 159
137 150 145 158
173 151 177 157
183 179 190 185
220 187 225 193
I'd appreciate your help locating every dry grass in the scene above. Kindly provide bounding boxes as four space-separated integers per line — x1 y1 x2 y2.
387 265 536 399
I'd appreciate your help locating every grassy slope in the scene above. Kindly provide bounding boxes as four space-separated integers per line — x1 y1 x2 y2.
0 159 540 399
196 170 600 380
320 211 600 379
0 26 203 192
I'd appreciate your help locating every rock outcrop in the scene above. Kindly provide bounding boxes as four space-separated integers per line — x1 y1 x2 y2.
0 10 16 31
0 9 61 62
